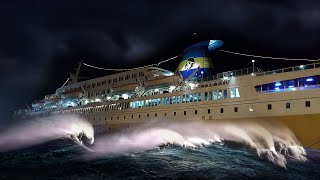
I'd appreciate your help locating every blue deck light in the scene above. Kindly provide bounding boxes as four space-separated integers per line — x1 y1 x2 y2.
306 78 313 82
275 82 281 86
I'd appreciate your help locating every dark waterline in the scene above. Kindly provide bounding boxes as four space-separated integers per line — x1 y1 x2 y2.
0 139 320 179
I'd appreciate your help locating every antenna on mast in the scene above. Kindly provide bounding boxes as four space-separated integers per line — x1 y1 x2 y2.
68 60 83 84
75 60 83 79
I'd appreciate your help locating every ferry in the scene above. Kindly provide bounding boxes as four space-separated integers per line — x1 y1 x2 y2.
14 40 320 149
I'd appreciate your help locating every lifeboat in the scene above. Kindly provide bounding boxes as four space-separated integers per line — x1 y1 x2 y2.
112 83 139 93
111 75 181 93
144 74 181 87
60 89 83 99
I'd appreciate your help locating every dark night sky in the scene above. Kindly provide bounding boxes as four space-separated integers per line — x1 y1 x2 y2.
1 0 320 124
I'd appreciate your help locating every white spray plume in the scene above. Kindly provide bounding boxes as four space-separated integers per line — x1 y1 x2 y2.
0 115 94 152
88 118 307 168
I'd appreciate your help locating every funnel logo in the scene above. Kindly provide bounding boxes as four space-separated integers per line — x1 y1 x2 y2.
178 40 223 80
184 58 195 71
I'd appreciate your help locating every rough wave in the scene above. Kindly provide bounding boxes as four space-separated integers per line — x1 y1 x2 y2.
88 119 307 168
0 115 94 152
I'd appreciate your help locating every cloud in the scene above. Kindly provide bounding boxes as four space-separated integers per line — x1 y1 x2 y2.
124 35 155 60
0 57 17 66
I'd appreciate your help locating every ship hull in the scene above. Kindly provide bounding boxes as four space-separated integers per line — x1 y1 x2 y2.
20 61 320 151
277 114 320 149
91 114 320 150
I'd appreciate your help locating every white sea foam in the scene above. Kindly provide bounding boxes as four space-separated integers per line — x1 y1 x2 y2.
88 119 307 168
0 115 94 152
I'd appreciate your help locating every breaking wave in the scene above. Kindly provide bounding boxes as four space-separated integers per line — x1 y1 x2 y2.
0 115 94 152
88 119 307 168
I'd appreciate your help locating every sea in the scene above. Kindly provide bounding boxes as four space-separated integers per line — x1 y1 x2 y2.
0 116 320 179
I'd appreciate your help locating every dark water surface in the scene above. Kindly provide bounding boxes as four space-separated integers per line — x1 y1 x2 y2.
0 139 320 179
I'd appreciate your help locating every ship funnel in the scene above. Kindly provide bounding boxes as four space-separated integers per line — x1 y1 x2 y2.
177 40 223 81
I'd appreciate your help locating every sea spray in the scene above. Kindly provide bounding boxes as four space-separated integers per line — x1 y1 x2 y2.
87 118 307 168
0 115 94 152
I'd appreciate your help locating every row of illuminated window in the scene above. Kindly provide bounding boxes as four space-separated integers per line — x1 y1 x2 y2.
54 88 241 114
129 88 240 109
255 75 320 93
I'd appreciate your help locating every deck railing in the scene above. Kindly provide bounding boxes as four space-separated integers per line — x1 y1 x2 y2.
200 62 320 82
255 62 320 76
200 67 263 82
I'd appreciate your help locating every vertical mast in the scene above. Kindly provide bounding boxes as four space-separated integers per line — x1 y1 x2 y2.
75 60 83 82
69 60 83 84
